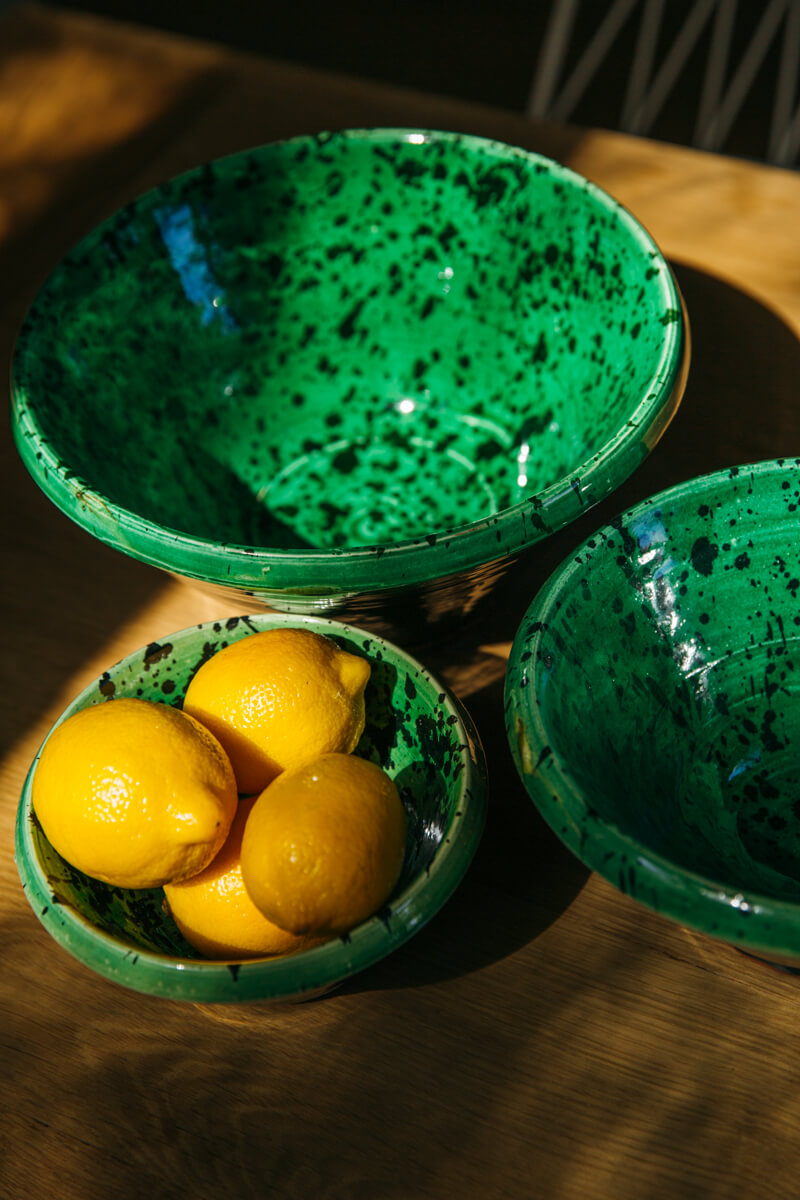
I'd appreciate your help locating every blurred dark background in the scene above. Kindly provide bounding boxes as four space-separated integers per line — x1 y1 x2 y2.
40 0 799 167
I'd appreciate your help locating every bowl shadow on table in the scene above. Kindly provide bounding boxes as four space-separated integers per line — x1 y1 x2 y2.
535 259 800 577
634 260 800 488
340 258 800 995
339 672 591 995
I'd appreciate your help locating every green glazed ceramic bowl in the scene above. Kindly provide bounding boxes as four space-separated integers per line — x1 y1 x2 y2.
16 613 487 1002
505 458 800 966
12 129 688 637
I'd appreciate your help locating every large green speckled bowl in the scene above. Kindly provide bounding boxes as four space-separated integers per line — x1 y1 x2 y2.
12 128 688 637
15 613 487 1002
505 458 800 967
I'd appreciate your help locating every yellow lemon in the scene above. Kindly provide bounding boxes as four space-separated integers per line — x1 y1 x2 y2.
182 627 371 794
240 752 407 937
164 795 328 960
32 697 237 889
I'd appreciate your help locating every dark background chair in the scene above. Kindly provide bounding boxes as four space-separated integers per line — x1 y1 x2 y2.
18 0 800 167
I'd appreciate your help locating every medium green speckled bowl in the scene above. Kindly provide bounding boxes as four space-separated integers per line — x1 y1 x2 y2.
15 613 487 1002
505 458 800 967
12 129 688 637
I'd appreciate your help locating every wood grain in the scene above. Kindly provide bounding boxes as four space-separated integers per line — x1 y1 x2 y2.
3 6 800 1199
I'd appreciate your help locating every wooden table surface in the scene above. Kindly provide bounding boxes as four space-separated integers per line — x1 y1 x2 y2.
3 6 800 1198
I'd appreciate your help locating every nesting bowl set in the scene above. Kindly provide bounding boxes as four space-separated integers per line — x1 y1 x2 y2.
13 126 796 1001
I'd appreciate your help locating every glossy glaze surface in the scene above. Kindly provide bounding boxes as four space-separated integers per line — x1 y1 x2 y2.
12 129 687 629
16 613 487 1002
506 459 800 959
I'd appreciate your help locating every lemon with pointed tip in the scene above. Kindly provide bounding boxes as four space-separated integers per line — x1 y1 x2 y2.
182 627 371 794
240 752 407 937
31 697 237 889
164 794 328 960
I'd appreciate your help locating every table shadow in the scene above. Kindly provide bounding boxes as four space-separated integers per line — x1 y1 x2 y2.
338 672 592 996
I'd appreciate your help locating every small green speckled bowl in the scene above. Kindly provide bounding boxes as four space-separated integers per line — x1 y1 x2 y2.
505 458 800 967
15 613 487 1002
12 128 688 638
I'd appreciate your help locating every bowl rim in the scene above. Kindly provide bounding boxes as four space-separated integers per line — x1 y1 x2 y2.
15 612 488 1002
11 126 689 594
505 456 800 959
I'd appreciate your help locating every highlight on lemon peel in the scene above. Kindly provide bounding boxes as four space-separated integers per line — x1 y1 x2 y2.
31 697 237 890
164 794 329 960
182 627 371 794
240 752 407 938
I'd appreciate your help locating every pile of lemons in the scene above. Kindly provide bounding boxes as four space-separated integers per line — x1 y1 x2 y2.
32 627 407 960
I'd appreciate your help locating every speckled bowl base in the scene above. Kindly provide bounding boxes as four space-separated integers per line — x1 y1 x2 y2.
13 129 687 634
182 553 514 644
16 614 487 1002
506 459 800 964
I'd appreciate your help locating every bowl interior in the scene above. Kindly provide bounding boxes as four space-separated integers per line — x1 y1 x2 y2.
506 459 800 952
17 614 486 1001
14 128 683 559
